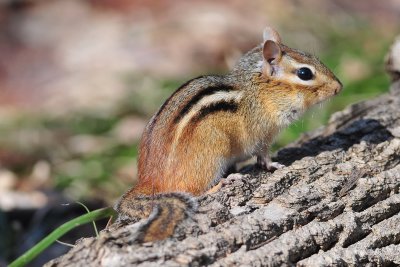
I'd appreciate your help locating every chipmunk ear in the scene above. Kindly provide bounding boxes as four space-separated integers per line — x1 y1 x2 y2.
263 27 281 43
263 40 282 64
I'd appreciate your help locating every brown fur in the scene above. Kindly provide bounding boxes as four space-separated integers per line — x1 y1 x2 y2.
116 192 196 242
115 27 342 242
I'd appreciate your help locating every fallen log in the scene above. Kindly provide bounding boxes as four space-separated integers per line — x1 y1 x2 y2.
46 36 400 267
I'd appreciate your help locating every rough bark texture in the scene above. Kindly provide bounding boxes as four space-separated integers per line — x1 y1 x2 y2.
46 39 400 267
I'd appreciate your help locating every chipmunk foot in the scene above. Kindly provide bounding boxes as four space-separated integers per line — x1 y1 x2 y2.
256 155 285 171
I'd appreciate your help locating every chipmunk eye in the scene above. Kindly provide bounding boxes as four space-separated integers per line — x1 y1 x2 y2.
297 67 313 81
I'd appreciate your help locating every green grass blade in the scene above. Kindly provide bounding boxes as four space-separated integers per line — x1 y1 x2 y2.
9 207 117 267
76 201 99 237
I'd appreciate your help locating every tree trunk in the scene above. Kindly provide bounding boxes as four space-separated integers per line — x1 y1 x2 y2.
46 38 400 267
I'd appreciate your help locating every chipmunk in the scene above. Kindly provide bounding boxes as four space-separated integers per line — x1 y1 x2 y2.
115 27 342 242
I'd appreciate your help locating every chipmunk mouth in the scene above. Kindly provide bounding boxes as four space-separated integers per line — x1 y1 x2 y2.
291 109 301 121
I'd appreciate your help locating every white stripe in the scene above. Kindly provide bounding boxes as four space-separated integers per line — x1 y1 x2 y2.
287 62 317 86
174 91 242 141
166 91 243 168
290 62 316 74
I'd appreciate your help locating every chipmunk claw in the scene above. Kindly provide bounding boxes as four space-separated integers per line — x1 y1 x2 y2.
256 155 285 171
266 161 285 171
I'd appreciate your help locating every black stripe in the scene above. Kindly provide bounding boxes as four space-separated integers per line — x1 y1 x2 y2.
146 76 205 137
173 84 234 124
192 100 238 123
136 204 161 242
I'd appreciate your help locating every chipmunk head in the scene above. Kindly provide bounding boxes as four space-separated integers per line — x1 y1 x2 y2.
257 27 342 126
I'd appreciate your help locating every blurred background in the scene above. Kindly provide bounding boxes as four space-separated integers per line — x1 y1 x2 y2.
0 0 399 265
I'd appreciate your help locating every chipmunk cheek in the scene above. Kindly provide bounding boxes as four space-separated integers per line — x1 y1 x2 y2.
290 92 306 110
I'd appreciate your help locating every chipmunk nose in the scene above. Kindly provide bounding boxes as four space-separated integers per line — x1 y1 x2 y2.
334 78 343 95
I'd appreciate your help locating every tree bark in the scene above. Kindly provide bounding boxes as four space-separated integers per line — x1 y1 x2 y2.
46 38 400 267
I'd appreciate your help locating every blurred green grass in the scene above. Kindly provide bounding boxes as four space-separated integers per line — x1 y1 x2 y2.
57 25 392 198
138 28 391 152
1 22 394 202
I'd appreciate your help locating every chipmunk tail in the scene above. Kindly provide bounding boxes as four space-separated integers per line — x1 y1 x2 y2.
115 192 198 242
